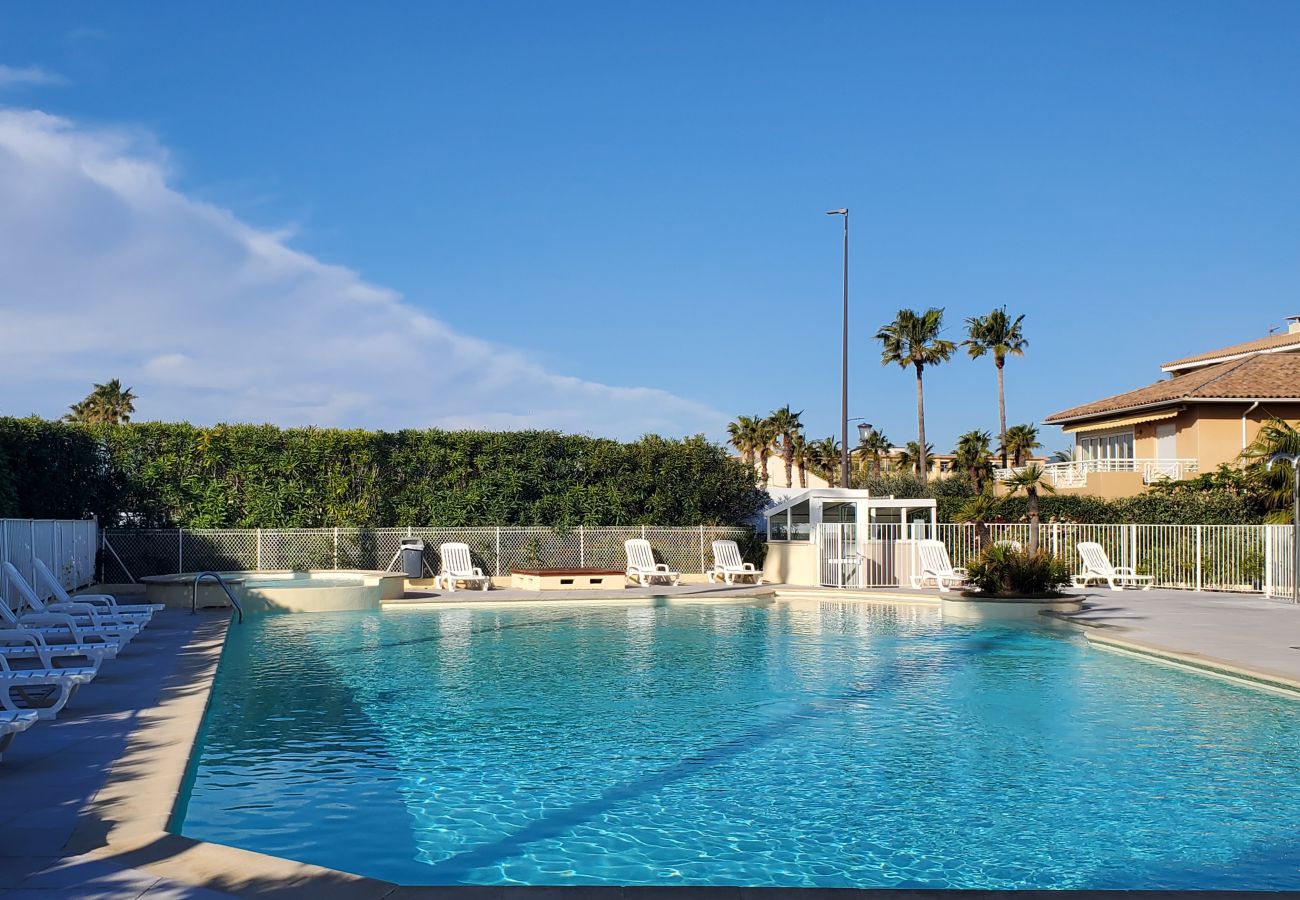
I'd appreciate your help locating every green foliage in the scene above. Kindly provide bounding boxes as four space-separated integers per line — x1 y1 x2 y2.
1241 419 1300 523
965 544 1071 597
65 378 137 425
0 418 767 528
855 466 1262 526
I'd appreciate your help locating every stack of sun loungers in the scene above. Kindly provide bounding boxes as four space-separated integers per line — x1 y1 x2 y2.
0 559 162 762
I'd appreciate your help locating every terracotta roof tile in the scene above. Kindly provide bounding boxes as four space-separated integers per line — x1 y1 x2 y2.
1162 330 1300 371
1046 355 1300 424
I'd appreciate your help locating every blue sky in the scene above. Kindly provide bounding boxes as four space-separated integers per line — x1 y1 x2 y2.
0 2 1297 450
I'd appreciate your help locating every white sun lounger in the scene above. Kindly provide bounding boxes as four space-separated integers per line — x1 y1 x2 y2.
910 540 969 592
1072 542 1154 591
4 561 143 639
624 539 680 587
0 599 123 656
0 654 96 720
3 563 136 646
34 558 162 621
707 540 763 585
434 543 490 592
0 600 123 656
0 709 38 761
0 629 106 673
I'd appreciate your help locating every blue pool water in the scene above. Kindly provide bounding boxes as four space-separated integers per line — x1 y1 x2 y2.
176 599 1300 889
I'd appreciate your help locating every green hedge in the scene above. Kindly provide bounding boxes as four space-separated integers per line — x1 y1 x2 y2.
0 418 766 528
859 472 1262 525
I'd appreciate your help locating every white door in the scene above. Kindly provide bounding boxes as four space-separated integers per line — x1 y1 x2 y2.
1152 423 1178 479
1155 423 1176 458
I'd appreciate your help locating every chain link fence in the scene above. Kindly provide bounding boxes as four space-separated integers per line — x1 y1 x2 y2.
101 525 755 582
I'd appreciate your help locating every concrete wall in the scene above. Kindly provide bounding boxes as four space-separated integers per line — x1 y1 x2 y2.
753 454 830 490
1187 402 1300 468
1051 471 1147 499
763 541 819 586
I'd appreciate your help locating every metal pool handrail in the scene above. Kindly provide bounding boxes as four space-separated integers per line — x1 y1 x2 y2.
191 571 244 624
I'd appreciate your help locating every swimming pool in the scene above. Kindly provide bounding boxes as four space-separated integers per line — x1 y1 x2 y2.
175 598 1300 889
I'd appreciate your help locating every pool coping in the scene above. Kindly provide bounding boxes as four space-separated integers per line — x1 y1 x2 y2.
65 590 1299 897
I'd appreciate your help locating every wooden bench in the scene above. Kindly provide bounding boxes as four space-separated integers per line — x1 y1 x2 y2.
509 569 625 591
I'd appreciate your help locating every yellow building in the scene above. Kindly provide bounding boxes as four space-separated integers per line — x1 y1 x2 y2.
1038 318 1300 497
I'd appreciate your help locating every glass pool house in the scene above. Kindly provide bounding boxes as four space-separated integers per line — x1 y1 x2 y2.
762 489 939 588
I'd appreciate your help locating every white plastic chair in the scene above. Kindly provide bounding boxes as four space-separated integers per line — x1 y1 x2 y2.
34 558 163 621
1072 542 1153 591
0 654 96 720
0 599 122 657
0 710 38 761
435 543 490 592
707 540 763 585
624 539 680 586
2 563 136 646
0 629 105 674
910 540 969 592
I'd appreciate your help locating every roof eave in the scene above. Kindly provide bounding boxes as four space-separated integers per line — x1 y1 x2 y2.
1047 396 1300 426
1044 398 1185 426
1161 342 1300 373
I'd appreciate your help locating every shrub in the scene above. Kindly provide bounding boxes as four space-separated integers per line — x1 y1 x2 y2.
0 417 768 528
964 544 1072 597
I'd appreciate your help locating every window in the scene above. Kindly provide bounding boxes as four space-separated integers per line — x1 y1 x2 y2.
768 509 789 541
767 501 811 541
822 502 856 524
789 501 811 541
1076 430 1134 467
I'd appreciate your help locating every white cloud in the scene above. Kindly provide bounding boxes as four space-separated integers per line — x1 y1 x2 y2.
0 108 723 439
0 66 65 89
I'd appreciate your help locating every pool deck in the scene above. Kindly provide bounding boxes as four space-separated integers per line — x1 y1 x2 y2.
1050 587 1300 692
7 585 1299 897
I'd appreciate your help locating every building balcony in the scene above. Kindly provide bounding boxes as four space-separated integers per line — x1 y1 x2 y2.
995 458 1199 490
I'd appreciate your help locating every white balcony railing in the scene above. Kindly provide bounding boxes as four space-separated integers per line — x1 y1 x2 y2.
994 458 1199 488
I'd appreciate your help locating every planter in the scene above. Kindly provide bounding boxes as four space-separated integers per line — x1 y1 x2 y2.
941 592 1082 622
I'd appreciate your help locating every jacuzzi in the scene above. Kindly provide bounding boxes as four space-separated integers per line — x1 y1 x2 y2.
140 570 406 614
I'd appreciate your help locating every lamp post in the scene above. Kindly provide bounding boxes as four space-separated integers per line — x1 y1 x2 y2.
850 420 874 491
826 208 849 488
1267 452 1300 604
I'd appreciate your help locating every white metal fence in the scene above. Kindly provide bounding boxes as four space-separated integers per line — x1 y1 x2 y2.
101 525 754 582
818 521 1296 599
0 518 98 610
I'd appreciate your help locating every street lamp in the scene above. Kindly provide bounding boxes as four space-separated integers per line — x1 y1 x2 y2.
826 208 849 488
1267 452 1300 604
856 421 875 444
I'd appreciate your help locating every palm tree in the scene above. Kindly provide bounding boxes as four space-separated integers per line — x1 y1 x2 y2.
953 429 994 493
1003 464 1056 553
877 308 955 486
767 405 804 488
954 491 1002 553
1003 423 1042 467
754 417 778 487
1242 418 1300 522
727 417 750 467
727 415 764 470
65 379 137 425
856 429 893 480
964 307 1027 468
896 441 935 478
791 432 810 489
810 436 841 486
1049 447 1074 463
